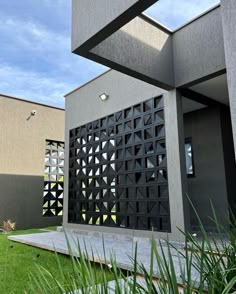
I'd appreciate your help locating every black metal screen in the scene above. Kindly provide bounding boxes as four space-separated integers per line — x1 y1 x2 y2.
43 140 64 217
68 96 170 232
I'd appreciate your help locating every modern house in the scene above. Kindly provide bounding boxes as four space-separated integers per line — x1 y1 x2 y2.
63 0 236 240
0 94 65 229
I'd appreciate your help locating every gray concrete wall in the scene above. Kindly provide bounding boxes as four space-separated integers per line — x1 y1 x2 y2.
184 106 229 230
87 6 226 89
65 70 234 238
72 0 157 52
220 107 236 213
164 90 190 237
221 0 236 159
0 175 62 229
90 16 174 90
0 95 65 229
173 6 226 87
64 70 188 239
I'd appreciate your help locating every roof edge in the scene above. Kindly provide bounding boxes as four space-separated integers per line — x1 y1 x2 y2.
173 3 221 33
64 69 112 97
140 13 173 34
142 3 220 33
0 93 64 111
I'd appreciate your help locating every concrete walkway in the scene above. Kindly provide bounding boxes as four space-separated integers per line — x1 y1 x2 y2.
8 229 199 283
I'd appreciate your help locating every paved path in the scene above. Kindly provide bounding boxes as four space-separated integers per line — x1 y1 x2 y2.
8 230 199 283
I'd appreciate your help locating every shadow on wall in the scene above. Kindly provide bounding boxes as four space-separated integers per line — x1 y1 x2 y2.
87 16 174 89
0 174 62 229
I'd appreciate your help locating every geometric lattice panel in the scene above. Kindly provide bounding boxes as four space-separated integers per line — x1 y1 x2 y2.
43 140 64 217
68 96 170 232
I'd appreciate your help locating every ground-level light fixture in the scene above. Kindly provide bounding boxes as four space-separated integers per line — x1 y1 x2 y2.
99 93 109 101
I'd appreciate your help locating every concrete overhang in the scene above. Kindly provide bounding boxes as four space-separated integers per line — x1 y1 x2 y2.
89 15 174 90
72 2 226 91
72 0 158 54
173 5 226 88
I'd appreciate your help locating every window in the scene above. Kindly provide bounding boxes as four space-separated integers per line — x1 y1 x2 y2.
43 140 64 217
185 138 195 177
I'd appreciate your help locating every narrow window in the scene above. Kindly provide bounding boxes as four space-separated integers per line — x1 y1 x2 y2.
185 138 195 177
43 140 64 216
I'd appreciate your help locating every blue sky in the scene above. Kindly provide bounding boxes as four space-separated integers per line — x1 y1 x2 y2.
0 0 219 107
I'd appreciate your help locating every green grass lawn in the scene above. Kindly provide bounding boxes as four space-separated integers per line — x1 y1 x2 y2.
0 228 114 294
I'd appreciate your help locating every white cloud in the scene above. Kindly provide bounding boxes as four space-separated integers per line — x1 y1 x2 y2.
1 16 69 58
0 16 106 106
2 15 105 72
0 64 75 107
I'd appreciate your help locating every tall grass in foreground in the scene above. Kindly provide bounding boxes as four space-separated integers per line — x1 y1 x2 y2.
26 206 236 293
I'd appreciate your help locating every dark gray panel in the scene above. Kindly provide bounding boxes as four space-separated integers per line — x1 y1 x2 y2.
0 174 62 229
184 106 229 231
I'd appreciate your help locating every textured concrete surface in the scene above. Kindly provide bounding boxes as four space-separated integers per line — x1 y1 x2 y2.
8 230 199 284
90 16 174 89
0 95 64 176
69 277 160 293
72 0 157 52
164 90 189 235
173 6 225 87
221 0 236 158
73 2 225 90
184 106 231 230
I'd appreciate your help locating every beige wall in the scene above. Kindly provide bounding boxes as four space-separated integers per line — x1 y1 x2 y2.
0 95 65 176
0 95 65 229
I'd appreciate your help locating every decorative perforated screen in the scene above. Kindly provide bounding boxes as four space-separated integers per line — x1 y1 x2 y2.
43 140 64 217
68 96 170 232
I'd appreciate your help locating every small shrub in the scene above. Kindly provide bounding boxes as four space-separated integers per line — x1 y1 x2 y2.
3 220 16 232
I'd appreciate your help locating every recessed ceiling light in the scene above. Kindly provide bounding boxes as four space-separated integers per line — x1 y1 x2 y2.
99 93 109 101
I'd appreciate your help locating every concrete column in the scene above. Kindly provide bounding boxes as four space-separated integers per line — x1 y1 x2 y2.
164 89 190 239
221 0 236 159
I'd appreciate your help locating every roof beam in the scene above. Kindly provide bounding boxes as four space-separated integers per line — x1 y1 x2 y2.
179 88 226 107
72 0 158 54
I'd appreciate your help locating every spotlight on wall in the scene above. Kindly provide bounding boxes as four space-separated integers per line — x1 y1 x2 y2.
99 93 109 101
31 110 37 116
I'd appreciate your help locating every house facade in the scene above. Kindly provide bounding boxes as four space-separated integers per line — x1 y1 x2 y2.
63 0 236 240
0 94 65 229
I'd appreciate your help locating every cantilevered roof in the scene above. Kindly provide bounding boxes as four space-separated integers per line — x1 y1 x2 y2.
72 0 225 91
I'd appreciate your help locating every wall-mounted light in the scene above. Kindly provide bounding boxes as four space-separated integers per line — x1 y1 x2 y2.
99 93 109 101
27 109 37 121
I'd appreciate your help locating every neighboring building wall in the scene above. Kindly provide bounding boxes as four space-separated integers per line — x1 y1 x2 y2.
184 106 230 230
0 95 65 229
